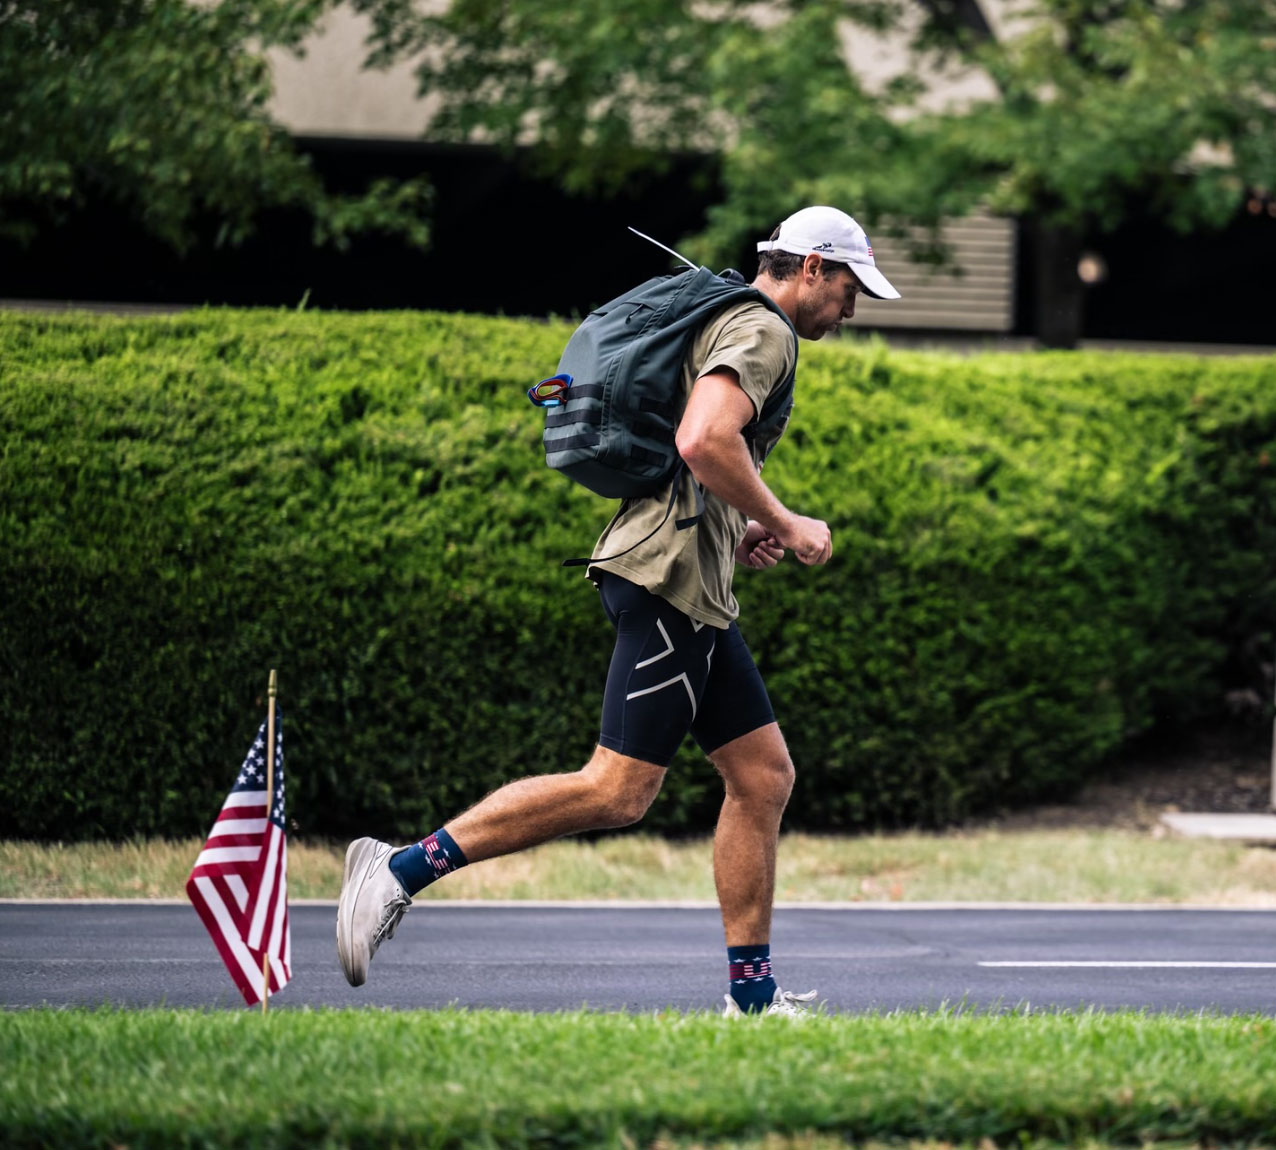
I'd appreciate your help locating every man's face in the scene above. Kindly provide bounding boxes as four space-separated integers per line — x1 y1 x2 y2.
794 263 862 340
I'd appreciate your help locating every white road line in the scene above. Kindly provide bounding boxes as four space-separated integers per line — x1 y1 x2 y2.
980 961 1276 968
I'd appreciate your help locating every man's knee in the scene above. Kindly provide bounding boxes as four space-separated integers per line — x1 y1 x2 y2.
747 750 795 809
712 725 795 810
581 746 666 828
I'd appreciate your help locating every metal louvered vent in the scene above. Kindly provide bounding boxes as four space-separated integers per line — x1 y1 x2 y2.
854 212 1016 332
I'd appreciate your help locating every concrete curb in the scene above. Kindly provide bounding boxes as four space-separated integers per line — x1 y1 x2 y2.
4 898 1276 912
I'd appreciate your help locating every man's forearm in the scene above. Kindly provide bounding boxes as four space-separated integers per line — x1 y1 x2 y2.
680 434 791 535
676 370 832 566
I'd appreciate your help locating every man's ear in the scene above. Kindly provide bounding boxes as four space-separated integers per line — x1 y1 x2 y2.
802 253 824 282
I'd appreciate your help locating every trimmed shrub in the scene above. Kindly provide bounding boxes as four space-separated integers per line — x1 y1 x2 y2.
1 309 1272 841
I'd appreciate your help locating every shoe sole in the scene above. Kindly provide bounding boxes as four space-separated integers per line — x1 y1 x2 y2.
336 837 387 987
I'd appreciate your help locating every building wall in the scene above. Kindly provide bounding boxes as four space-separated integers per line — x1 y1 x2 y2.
265 3 1019 334
268 5 435 139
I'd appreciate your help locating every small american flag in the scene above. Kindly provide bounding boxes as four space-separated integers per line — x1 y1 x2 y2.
186 713 291 1007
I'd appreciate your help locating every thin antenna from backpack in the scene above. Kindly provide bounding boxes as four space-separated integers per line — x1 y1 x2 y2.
628 226 698 271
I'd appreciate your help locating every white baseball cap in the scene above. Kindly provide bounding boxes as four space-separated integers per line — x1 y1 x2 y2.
757 206 901 300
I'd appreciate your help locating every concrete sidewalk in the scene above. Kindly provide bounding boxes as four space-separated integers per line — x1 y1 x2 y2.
1160 812 1276 843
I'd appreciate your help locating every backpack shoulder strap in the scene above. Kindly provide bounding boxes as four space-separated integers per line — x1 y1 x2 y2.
708 271 799 438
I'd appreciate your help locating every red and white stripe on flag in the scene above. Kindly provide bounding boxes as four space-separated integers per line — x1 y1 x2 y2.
186 720 291 1007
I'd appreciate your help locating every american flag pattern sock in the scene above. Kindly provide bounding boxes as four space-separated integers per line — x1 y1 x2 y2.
388 827 468 896
728 943 777 1013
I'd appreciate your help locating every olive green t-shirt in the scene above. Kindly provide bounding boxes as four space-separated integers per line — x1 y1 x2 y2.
587 300 796 628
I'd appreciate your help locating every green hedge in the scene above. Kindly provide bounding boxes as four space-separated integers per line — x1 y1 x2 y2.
1 308 1272 841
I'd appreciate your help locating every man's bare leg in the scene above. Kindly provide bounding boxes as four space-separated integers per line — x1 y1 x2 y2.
710 722 794 944
710 722 796 1012
337 746 664 986
446 746 666 862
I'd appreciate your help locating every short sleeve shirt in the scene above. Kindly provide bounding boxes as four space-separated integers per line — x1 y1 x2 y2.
587 300 796 628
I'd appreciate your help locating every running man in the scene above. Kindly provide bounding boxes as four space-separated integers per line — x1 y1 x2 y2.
337 206 900 1014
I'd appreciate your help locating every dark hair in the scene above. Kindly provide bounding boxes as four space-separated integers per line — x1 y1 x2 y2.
757 226 852 281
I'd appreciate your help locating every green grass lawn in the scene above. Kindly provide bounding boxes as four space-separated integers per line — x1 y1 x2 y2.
4 830 1276 905
3 1007 1274 1148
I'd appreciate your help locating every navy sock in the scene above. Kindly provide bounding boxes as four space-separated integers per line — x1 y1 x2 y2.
389 827 468 896
728 943 777 1013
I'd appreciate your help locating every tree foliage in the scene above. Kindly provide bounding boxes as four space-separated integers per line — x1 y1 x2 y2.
0 0 430 251
355 0 1276 260
909 0 1276 235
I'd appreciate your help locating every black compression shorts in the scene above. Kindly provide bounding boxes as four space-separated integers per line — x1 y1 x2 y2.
597 572 775 768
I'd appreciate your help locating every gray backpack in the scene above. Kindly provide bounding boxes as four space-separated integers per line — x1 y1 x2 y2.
528 233 797 566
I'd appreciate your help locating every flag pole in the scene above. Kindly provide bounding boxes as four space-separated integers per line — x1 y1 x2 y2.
262 668 277 1015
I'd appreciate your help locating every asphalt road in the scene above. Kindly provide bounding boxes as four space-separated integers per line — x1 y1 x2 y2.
3 902 1275 1014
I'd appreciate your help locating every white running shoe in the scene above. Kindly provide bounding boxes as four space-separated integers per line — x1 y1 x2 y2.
722 987 819 1018
336 837 412 987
